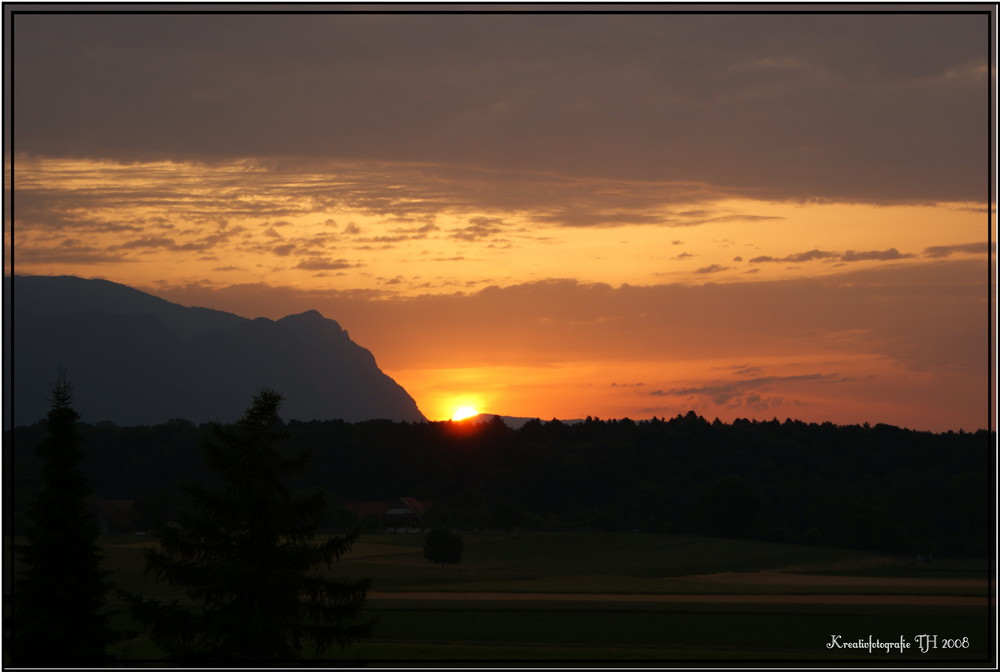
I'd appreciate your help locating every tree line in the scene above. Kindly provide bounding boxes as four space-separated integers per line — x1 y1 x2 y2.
8 407 994 559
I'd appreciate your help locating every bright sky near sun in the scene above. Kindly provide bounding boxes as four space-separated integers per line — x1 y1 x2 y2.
6 9 996 431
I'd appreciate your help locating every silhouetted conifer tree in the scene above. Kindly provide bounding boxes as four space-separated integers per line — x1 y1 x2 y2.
7 376 116 666
124 389 373 662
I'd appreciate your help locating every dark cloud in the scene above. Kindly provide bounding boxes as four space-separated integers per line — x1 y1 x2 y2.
533 210 669 227
750 247 914 264
293 257 359 271
12 155 791 238
730 365 765 377
785 249 839 262
841 248 911 262
923 242 993 258
11 12 987 204
391 223 440 237
695 264 728 274
116 235 176 250
354 234 409 245
661 373 843 407
744 394 798 412
451 217 506 242
15 241 132 265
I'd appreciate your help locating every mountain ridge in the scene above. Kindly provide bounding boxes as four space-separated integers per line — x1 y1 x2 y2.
5 275 425 428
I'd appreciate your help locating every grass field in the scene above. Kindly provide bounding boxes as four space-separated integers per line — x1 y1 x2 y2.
60 531 999 664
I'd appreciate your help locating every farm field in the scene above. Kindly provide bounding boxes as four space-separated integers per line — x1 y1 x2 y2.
78 531 998 664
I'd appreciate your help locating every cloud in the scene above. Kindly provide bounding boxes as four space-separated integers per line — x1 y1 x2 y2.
293 257 359 271
744 393 798 412
12 12 987 204
751 247 914 264
451 217 506 242
923 242 992 258
116 235 176 250
658 373 843 407
841 248 911 262
15 241 133 265
13 156 775 243
695 264 729 274
534 210 669 228
391 222 440 238
785 249 839 262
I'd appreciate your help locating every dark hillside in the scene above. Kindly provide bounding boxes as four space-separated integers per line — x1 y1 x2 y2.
6 275 425 426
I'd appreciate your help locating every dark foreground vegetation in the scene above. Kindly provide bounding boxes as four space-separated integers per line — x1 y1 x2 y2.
6 386 376 666
8 410 994 558
4 386 994 665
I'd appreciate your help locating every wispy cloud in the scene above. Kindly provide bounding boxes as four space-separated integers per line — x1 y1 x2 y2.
841 248 912 262
293 257 360 271
923 242 993 258
652 373 847 408
750 247 912 264
15 241 134 265
451 217 506 242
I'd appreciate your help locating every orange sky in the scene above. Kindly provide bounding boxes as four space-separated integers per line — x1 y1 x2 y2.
6 9 996 431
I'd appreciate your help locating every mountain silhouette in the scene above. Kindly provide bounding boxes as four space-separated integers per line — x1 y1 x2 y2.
5 275 426 427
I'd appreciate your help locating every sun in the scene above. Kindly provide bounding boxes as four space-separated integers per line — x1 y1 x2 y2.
451 406 480 421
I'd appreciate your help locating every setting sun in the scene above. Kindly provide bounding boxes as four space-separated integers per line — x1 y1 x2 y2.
451 406 480 421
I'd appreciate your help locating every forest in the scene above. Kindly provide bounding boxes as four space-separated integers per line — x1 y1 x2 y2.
6 410 994 558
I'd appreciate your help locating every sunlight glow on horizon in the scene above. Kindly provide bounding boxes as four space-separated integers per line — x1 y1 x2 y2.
450 406 480 422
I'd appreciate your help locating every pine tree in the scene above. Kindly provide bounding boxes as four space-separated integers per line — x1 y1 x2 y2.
8 377 115 666
125 389 373 662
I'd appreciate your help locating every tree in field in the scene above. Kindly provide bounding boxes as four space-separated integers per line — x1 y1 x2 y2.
7 377 116 666
423 528 464 566
124 389 373 661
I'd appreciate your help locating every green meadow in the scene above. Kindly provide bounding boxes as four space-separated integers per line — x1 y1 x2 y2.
79 531 995 664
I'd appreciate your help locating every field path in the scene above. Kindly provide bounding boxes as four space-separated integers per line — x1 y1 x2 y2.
367 591 991 606
681 570 986 589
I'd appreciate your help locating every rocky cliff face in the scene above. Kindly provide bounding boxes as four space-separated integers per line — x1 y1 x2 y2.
6 275 425 427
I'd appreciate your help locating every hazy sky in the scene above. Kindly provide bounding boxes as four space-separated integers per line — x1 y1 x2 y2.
7 6 995 430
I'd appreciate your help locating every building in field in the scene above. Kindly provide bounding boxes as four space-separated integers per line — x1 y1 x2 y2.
343 497 433 532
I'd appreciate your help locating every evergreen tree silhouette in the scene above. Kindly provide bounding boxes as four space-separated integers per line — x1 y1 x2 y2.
124 389 373 662
8 376 116 666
